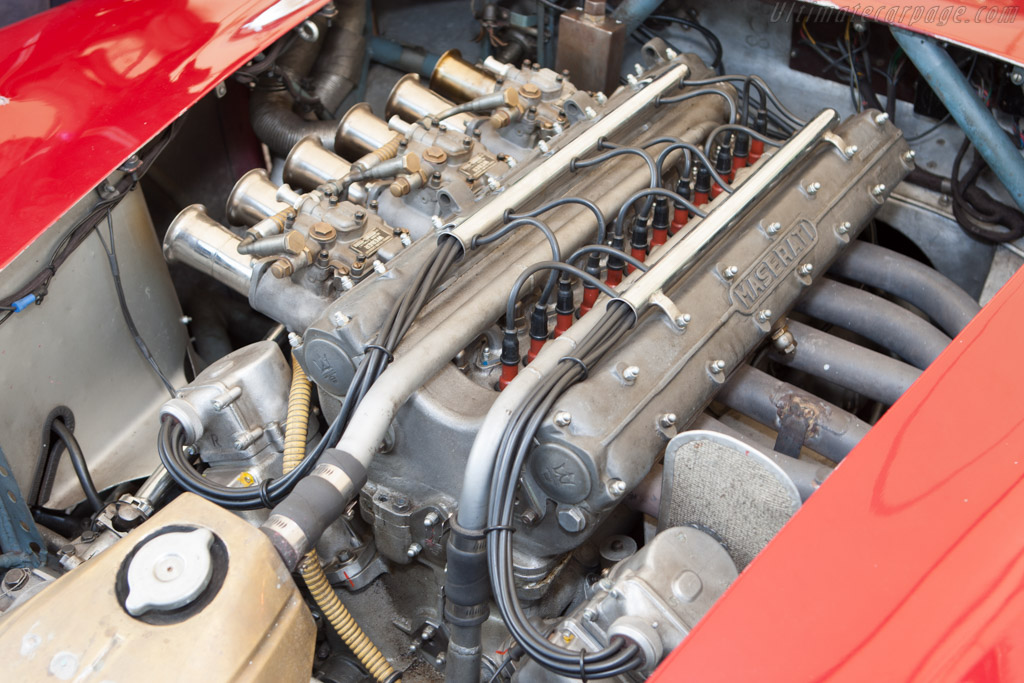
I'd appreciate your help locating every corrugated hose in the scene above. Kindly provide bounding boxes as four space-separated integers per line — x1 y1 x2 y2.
283 355 400 682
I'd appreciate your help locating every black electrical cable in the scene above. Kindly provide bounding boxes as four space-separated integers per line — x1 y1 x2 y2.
97 210 176 396
641 138 731 195
163 236 464 509
645 14 723 73
656 87 738 125
49 419 103 514
703 123 785 157
505 262 619 325
487 302 646 677
567 245 649 272
572 145 661 189
681 75 806 127
949 138 1024 243
506 197 606 244
612 187 705 241
0 118 182 328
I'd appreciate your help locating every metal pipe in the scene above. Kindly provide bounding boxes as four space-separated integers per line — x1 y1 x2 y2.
891 28 1024 212
163 205 254 296
447 61 694 251
716 366 869 462
829 241 980 337
796 278 952 369
772 320 921 406
616 109 839 315
610 0 665 34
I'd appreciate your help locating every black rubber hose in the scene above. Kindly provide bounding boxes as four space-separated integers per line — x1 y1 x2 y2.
49 419 103 513
829 241 981 337
311 0 366 116
250 85 339 158
907 165 1024 243
796 278 952 369
249 7 366 157
771 320 921 406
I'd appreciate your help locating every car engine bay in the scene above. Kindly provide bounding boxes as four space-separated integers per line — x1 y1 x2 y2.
1 0 1023 680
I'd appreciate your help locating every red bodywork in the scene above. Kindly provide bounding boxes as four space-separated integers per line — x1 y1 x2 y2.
0 0 328 269
801 1 1024 68
2 1 1024 681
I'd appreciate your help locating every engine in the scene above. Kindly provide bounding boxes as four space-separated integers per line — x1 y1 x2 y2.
2 1 1017 681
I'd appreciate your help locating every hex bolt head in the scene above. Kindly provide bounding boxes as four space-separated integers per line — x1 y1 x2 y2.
756 308 772 323
557 506 587 533
407 543 422 558
798 263 814 276
2 567 29 591
710 359 726 374
623 365 640 382
837 221 851 235
723 265 738 280
553 411 572 427
806 181 821 195
871 183 887 197
766 221 782 235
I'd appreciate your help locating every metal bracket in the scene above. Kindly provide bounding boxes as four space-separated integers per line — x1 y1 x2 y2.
649 290 690 331
822 131 855 159
0 444 47 568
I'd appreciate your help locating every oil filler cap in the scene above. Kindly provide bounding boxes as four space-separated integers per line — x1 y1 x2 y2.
124 528 215 616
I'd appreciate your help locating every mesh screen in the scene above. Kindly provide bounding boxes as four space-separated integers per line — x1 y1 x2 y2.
665 438 800 569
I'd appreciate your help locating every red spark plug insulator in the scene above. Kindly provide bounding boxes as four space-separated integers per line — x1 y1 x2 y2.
670 179 691 237
498 328 519 390
694 164 711 207
554 279 574 337
749 111 767 165
650 197 670 247
579 254 602 317
525 306 548 364
627 216 649 274
710 143 732 199
733 132 750 174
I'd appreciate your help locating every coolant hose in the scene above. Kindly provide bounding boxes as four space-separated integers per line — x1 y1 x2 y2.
283 356 399 683
250 4 367 157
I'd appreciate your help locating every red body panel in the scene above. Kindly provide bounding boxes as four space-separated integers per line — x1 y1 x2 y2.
652 265 1024 681
0 0 328 269
3 1 1024 680
801 1 1024 67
